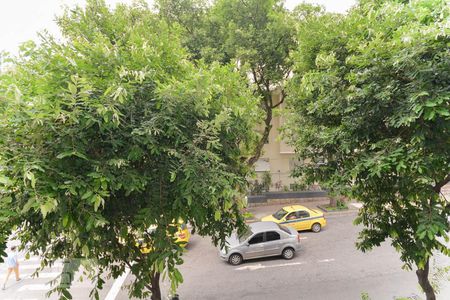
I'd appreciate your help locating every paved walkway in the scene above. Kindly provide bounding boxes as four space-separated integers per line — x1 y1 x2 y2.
246 199 360 222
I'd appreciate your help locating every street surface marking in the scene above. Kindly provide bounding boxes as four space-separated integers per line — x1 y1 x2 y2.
0 272 32 279
2 298 39 300
0 264 42 271
0 271 61 281
299 237 307 240
30 272 61 279
18 284 51 292
105 267 130 300
317 258 335 263
235 261 305 271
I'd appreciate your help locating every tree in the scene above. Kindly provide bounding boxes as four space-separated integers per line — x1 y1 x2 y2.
285 1 449 299
157 0 297 167
0 1 258 299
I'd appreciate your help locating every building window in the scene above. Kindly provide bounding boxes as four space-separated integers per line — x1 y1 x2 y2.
255 158 270 172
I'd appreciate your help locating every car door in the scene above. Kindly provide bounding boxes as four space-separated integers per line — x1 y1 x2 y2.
263 231 283 256
296 210 311 230
244 233 265 259
283 212 301 231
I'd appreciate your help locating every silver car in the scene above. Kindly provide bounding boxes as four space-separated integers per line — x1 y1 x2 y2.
219 221 301 265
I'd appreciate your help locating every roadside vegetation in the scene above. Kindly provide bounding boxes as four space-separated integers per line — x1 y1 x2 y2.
284 1 449 299
0 1 258 299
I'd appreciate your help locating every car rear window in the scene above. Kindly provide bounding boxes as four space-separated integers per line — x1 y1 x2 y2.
277 224 291 234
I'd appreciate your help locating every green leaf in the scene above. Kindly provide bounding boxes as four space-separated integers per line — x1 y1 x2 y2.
68 82 77 95
0 175 12 186
214 211 221 221
82 245 89 256
93 195 104 212
81 190 93 200
56 151 88 160
40 198 57 218
170 172 177 182
63 215 69 227
61 288 73 299
25 171 36 188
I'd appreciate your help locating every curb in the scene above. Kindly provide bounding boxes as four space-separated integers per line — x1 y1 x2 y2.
324 209 359 217
317 204 350 213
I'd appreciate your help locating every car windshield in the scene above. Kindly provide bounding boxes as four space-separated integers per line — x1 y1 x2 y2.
273 208 288 220
277 224 291 234
238 228 253 243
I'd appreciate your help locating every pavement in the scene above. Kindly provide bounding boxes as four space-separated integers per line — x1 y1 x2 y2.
245 199 361 222
0 250 114 300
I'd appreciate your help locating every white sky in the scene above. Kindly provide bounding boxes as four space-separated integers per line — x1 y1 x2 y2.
0 0 356 55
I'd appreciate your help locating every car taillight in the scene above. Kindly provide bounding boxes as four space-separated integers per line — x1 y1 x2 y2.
297 234 301 243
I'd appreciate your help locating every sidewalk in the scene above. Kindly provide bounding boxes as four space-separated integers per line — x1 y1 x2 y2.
245 199 360 222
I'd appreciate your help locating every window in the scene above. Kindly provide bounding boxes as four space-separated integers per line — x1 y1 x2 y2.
248 233 264 245
265 231 280 242
277 224 291 234
286 212 298 221
289 158 300 171
296 211 310 219
239 228 254 243
272 208 287 220
255 158 270 172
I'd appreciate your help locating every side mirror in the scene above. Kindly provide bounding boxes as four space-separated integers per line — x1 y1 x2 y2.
245 242 250 247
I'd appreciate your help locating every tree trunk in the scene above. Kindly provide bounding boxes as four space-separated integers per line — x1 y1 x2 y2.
150 271 162 300
329 197 337 207
416 259 436 300
247 102 272 167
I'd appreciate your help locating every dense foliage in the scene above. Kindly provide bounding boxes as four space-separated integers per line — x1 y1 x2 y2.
157 0 297 166
0 1 258 299
285 1 449 299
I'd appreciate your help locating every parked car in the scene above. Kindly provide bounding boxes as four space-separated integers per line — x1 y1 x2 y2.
138 221 191 254
261 205 326 233
219 221 301 265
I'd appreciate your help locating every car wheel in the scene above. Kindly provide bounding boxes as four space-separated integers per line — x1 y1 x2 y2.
282 247 295 260
311 223 321 233
228 253 243 265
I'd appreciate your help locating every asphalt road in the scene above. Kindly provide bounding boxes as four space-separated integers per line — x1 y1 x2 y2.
2 212 449 300
119 211 450 300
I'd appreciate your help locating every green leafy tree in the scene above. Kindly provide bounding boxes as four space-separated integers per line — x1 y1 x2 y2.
157 0 297 166
0 1 258 299
285 1 449 299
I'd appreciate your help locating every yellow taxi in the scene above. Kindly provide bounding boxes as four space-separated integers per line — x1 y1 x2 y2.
261 205 326 232
138 222 191 254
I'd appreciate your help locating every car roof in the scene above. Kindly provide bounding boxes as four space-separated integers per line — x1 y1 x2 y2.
249 221 280 232
283 205 309 212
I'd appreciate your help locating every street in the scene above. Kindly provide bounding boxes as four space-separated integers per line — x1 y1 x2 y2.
2 209 449 300
119 208 449 300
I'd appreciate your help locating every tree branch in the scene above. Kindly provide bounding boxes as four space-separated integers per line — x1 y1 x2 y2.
433 173 450 193
271 89 286 109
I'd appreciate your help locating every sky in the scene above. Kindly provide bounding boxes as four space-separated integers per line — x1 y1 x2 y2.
0 0 356 55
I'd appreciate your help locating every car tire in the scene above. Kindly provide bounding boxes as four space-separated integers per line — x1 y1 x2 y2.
282 247 295 260
228 253 243 265
311 223 321 233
